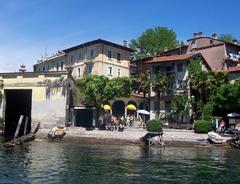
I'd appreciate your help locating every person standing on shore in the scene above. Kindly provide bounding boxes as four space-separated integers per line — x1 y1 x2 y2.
220 119 225 133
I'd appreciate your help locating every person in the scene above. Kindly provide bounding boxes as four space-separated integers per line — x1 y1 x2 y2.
220 119 225 133
129 115 134 127
118 120 124 132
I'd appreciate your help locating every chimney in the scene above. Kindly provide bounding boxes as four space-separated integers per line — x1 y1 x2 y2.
19 64 26 73
211 32 218 39
232 39 238 44
198 32 203 37
193 33 198 38
123 40 128 47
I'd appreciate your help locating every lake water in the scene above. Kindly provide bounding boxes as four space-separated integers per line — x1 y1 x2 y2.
0 140 240 184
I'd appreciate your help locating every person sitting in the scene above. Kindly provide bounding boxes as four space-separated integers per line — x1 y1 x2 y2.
118 122 124 132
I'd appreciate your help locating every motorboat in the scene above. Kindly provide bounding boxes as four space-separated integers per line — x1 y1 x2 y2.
208 131 224 144
227 135 240 149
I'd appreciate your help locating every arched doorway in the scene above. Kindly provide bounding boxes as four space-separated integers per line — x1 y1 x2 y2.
112 100 125 118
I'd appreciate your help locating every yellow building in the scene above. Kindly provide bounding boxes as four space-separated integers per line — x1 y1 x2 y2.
33 39 134 79
0 71 68 137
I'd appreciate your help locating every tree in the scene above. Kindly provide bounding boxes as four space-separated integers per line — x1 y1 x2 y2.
188 58 229 118
211 80 240 116
131 72 150 110
171 94 190 123
75 75 132 126
152 74 170 117
219 34 240 44
129 26 178 60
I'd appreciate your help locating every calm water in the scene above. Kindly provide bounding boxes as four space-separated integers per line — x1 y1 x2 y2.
0 140 240 184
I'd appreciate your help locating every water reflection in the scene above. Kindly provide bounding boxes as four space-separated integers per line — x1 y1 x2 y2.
0 141 240 183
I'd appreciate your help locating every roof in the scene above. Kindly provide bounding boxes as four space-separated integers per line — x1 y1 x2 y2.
145 53 196 64
223 66 240 73
63 39 135 52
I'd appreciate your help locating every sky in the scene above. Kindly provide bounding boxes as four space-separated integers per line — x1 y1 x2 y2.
0 0 240 72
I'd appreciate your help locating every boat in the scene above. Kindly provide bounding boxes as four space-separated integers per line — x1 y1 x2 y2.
227 136 240 149
48 125 66 140
207 131 224 144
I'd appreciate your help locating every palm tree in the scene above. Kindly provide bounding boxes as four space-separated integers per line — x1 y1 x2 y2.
152 74 169 117
131 72 151 110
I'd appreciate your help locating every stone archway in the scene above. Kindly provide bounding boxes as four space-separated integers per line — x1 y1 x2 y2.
112 100 125 118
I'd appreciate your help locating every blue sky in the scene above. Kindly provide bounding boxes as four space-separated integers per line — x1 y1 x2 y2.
0 0 240 72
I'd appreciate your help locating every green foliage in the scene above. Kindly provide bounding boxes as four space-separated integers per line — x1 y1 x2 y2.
171 94 189 116
219 34 240 44
211 80 240 113
129 26 178 60
152 73 171 117
75 75 132 122
202 103 213 121
146 119 163 132
194 120 212 133
188 58 229 119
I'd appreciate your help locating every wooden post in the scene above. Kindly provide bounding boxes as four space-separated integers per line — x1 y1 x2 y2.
14 115 24 139
24 116 28 135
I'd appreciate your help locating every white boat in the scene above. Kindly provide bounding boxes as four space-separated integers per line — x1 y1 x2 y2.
208 131 224 144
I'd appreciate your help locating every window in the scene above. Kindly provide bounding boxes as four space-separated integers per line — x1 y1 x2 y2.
56 63 59 71
118 69 121 77
117 53 121 61
154 66 160 74
88 65 93 74
177 63 183 72
108 67 112 76
47 65 49 71
79 52 82 61
108 50 112 59
77 68 80 78
61 61 64 70
71 55 74 65
43 67 45 72
90 49 95 59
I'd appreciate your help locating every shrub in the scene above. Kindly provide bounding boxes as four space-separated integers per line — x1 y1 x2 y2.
146 119 163 132
194 120 211 133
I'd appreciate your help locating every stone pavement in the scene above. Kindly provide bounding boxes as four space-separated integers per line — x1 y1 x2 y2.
37 127 211 145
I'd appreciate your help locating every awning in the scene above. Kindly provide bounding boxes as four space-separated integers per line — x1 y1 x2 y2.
103 104 111 111
127 104 137 111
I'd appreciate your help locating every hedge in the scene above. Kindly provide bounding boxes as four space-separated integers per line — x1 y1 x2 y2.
146 119 163 132
194 120 211 133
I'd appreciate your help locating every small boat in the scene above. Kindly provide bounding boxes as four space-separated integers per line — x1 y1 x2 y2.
208 131 223 144
227 136 240 149
48 125 66 140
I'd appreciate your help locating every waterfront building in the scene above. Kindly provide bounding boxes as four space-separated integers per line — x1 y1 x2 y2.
0 71 68 137
34 39 133 79
132 32 240 126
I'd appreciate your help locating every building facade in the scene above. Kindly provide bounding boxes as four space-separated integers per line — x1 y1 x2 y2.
34 39 134 79
0 71 68 136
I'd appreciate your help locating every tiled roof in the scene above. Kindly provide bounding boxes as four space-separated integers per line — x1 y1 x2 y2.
145 53 195 64
223 66 240 73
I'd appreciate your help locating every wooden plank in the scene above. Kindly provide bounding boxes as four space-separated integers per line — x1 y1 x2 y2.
23 116 28 135
14 115 24 139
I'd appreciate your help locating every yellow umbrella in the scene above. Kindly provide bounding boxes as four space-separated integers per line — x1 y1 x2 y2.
127 104 137 111
103 104 111 111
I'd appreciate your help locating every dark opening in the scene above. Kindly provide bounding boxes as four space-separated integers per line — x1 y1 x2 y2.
112 100 125 117
4 89 32 138
75 109 93 127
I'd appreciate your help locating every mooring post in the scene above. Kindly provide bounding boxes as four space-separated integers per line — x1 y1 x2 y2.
14 115 24 139
24 116 28 135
